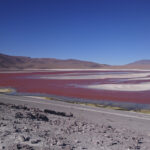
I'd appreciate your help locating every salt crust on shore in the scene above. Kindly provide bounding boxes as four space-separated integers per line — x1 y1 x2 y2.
86 82 150 91
40 72 150 80
39 71 150 91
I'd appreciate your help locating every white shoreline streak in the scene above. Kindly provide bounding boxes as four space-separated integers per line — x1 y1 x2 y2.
86 82 150 91
23 68 150 71
1 68 150 73
1 95 150 121
40 72 150 80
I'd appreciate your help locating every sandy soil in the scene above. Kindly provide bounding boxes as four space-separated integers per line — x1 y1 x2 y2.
1 102 150 150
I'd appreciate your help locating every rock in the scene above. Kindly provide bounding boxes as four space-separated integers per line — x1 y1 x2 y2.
22 136 30 142
17 144 22 149
15 112 24 119
82 147 87 149
75 140 81 143
135 146 141 149
51 138 58 145
31 139 41 144
3 130 11 137
111 142 118 145
26 112 36 120
12 105 30 111
37 113 49 122
96 141 100 145
16 144 34 150
61 143 67 146
26 112 49 121
15 128 22 133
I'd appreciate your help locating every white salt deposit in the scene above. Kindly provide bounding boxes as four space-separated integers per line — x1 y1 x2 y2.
40 72 150 80
86 82 150 91
38 70 150 91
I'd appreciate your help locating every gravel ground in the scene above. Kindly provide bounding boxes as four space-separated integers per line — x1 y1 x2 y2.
0 102 150 150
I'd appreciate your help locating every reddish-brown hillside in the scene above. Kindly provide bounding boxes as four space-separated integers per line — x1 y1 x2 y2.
104 60 150 69
0 53 108 70
124 60 150 69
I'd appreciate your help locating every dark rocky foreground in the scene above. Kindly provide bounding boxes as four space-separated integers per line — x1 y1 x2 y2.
0 102 150 150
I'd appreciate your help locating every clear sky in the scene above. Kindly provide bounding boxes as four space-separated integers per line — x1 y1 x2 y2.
0 0 150 65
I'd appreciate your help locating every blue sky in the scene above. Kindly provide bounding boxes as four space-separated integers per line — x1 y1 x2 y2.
0 0 150 65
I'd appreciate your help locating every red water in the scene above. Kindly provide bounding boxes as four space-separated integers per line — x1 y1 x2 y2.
0 71 150 104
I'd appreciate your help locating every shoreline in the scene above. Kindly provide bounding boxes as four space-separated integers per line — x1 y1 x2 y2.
1 87 150 114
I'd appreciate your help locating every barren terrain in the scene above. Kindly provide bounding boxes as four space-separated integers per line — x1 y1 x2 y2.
1 94 150 150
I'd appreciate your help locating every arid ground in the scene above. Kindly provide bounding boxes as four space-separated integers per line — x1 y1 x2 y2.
1 94 150 150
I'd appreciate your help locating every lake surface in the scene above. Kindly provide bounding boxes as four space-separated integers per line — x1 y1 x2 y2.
0 70 150 104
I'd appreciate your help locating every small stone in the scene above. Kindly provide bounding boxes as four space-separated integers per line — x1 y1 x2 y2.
75 140 81 143
31 139 41 144
21 136 30 142
17 144 22 149
15 112 24 119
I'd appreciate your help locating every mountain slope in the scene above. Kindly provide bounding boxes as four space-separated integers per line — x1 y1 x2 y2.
0 53 108 69
127 60 150 65
125 60 150 69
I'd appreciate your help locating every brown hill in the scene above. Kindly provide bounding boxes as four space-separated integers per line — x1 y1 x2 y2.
102 60 150 70
0 53 108 70
123 60 150 69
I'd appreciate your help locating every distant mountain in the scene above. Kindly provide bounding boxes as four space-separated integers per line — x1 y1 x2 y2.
0 53 109 70
125 60 150 69
127 60 150 65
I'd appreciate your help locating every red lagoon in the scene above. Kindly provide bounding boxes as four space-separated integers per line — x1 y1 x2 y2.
0 71 150 104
